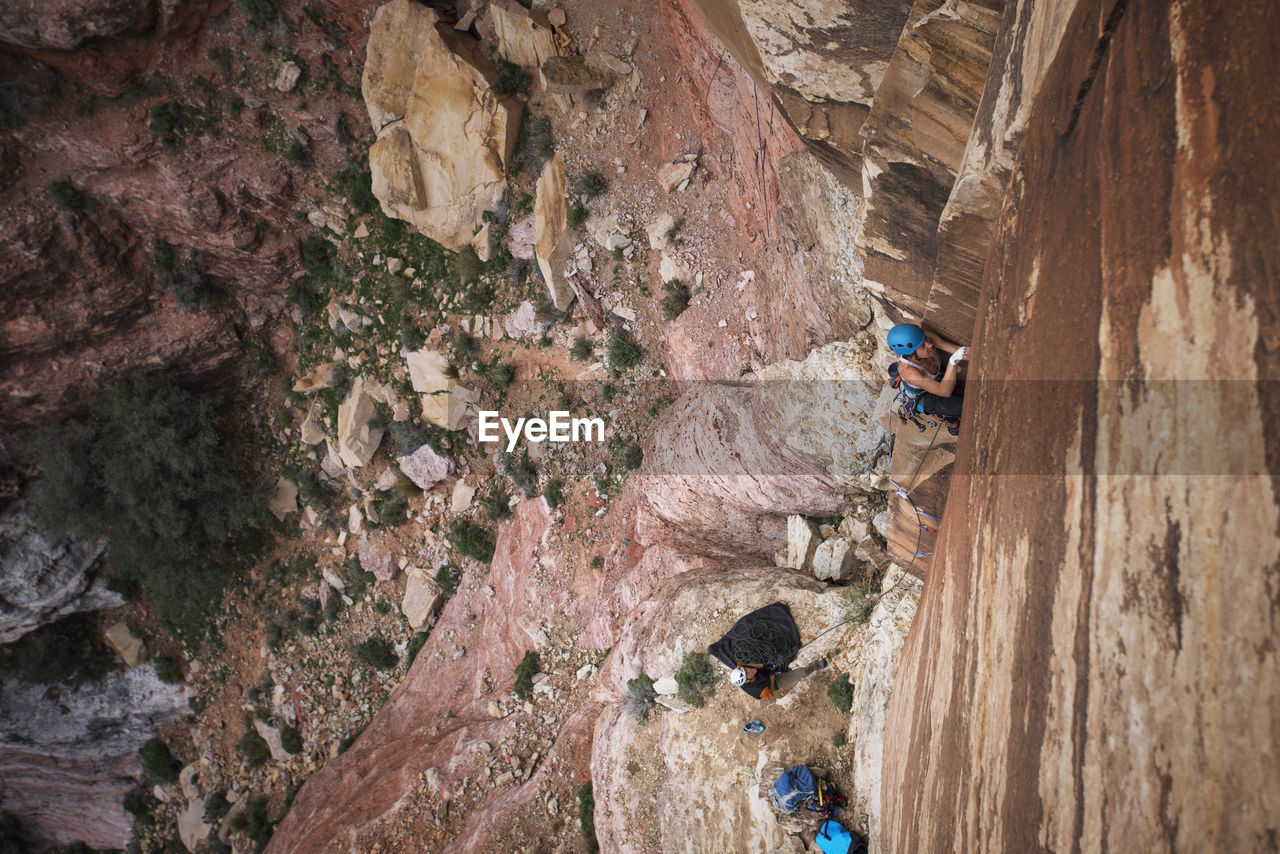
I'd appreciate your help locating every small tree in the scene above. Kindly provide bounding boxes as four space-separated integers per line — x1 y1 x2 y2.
31 376 250 627
237 729 271 767
675 651 717 709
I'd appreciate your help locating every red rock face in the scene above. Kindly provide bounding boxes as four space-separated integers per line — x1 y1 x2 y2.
0 748 141 849
882 1 1280 850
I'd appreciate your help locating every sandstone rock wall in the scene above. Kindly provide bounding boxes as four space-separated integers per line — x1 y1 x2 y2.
882 2 1280 852
0 665 189 759
0 501 114 644
0 747 140 850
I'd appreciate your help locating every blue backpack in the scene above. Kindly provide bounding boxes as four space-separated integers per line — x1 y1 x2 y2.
815 819 868 854
769 765 816 814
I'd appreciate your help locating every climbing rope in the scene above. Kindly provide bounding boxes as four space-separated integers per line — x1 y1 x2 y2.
726 620 798 666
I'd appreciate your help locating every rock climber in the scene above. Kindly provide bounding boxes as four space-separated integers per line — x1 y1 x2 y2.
709 602 828 700
727 658 828 700
887 323 970 422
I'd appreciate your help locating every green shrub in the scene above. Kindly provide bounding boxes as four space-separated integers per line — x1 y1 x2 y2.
30 376 249 627
479 485 512 521
504 451 538 497
123 788 159 826
832 731 847 748
47 180 87 214
675 651 717 709
570 171 607 200
543 477 565 509
153 653 184 684
434 565 460 596
150 239 217 311
240 0 279 29
827 675 854 714
139 738 181 784
578 782 599 853
204 790 232 824
148 101 186 153
479 359 516 390
567 200 589 228
660 281 690 320
606 331 643 372
229 795 274 848
299 234 337 283
237 729 271 767
620 442 643 471
450 519 496 563
569 337 593 361
344 555 375 599
493 58 531 96
280 725 302 754
407 631 429 664
512 650 540 700
625 673 657 723
0 613 113 685
354 635 398 670
516 114 555 174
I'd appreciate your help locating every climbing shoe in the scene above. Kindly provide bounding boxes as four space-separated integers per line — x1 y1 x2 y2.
945 419 960 437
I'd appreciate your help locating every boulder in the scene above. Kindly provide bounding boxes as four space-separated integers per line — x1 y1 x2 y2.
299 416 327 445
335 377 384 468
646 212 677 252
451 478 476 513
658 252 687 284
785 516 820 571
470 221 495 262
103 622 145 668
585 213 631 251
651 676 679 696
293 362 338 393
397 443 453 490
506 213 537 260
357 533 398 583
269 478 299 521
657 158 696 192
540 54 617 94
811 537 856 581
362 0 521 250
404 349 473 430
176 765 212 852
401 570 444 630
253 720 290 762
534 153 575 310
503 301 549 339
489 0 562 67
274 61 301 93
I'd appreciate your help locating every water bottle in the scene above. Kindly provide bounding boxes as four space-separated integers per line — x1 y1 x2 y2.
743 718 765 734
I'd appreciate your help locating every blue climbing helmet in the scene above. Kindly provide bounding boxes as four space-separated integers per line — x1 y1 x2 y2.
887 323 925 356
